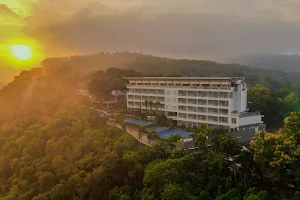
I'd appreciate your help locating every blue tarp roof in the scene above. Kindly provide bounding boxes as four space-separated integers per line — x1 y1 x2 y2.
156 127 191 139
124 118 155 126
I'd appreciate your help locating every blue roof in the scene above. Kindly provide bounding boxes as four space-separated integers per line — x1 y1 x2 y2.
154 126 170 133
124 118 155 126
156 127 191 139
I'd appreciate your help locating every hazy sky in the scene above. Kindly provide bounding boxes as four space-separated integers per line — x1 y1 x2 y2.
1 0 300 80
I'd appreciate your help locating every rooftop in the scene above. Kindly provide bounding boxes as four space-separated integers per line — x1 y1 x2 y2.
124 77 245 83
237 111 261 117
123 118 155 126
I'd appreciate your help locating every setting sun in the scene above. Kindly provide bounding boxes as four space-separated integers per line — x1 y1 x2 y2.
10 45 32 60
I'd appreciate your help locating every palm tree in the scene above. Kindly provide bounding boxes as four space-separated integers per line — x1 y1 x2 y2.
187 122 192 131
155 101 160 115
199 123 209 135
149 100 153 115
139 99 142 114
144 100 149 114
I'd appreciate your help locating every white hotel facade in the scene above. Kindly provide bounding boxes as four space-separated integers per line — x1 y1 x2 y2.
125 77 264 141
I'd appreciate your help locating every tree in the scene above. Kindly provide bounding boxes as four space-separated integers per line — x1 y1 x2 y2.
144 100 149 114
214 134 241 157
194 132 208 153
168 122 175 129
149 101 153 115
139 100 142 114
283 92 300 117
121 122 127 133
243 187 269 200
149 130 158 138
38 172 57 192
161 184 187 200
248 85 284 130
157 114 167 126
284 112 300 142
167 134 182 143
140 125 146 133
155 101 160 115
186 122 191 131
216 188 241 200
251 128 300 185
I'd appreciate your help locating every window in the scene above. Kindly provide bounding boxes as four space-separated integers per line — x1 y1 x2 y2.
231 118 237 124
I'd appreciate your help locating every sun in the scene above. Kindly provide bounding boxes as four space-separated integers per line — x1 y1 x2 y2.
10 45 32 60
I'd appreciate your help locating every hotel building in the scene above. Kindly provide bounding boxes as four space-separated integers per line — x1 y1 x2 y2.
125 77 265 143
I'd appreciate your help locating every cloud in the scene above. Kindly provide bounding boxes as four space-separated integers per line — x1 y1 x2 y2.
12 0 300 60
3 0 300 81
0 4 19 16
0 4 24 27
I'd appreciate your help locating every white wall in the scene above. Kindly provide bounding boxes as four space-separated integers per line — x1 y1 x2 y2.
239 115 262 126
232 82 247 113
164 88 178 113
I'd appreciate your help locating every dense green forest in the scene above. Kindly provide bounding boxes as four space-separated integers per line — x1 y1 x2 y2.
2 56 300 199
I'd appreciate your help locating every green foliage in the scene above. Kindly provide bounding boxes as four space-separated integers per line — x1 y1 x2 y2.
194 132 208 152
243 187 269 200
139 125 146 133
86 68 138 100
3 65 300 199
156 114 167 126
161 184 187 200
149 130 158 138
214 134 241 156
215 188 241 200
166 134 182 143
168 122 175 129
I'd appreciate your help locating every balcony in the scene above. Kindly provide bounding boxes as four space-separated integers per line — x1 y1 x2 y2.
198 108 207 113
219 101 229 107
127 84 232 90
219 109 228 115
187 115 197 120
178 113 187 118
219 118 228 123
178 107 187 111
208 117 218 122
188 109 197 113
198 115 207 121
188 101 197 105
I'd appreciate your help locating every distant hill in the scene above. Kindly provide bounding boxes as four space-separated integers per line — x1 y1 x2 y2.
232 54 300 73
41 52 141 73
41 52 300 90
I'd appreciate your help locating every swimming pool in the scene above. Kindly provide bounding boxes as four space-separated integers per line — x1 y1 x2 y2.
124 118 155 126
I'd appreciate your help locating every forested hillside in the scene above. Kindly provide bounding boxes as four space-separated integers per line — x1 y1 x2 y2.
234 54 300 73
41 52 300 90
40 51 300 130
1 65 300 199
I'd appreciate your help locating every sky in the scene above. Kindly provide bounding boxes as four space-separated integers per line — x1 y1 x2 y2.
2 0 300 81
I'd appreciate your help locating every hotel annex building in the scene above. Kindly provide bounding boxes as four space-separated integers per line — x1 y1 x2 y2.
125 77 265 143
